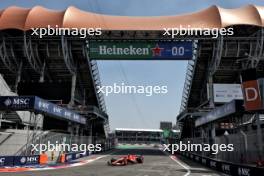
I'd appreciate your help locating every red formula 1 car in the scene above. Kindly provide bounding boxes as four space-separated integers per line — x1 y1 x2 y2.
107 154 144 166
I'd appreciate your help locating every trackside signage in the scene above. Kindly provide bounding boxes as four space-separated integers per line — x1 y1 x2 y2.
89 41 193 60
0 96 35 110
0 96 86 124
242 80 263 111
240 69 264 111
195 100 242 127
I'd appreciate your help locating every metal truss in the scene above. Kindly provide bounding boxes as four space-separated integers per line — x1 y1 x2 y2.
61 36 76 75
90 60 107 113
180 40 198 113
24 34 43 74
0 37 18 73
209 35 223 75
85 45 107 113
237 29 264 69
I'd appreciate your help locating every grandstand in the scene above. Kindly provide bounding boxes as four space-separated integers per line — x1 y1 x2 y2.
0 5 263 172
176 9 264 165
0 8 110 157
115 128 163 145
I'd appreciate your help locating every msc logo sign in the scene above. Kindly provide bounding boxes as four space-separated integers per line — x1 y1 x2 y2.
238 167 250 176
222 164 230 173
210 161 217 168
66 154 72 161
20 156 38 164
3 98 12 106
1 97 31 109
4 97 30 107
0 158 5 165
13 98 30 105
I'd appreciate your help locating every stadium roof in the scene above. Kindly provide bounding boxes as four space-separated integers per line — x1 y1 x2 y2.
115 128 163 132
0 5 264 30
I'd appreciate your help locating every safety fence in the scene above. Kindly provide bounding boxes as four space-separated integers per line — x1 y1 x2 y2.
0 130 115 167
183 131 264 165
0 145 113 167
178 151 264 176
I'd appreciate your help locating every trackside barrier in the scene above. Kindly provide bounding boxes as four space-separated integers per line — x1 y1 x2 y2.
0 156 14 166
0 152 90 166
178 151 264 176
65 152 89 162
64 145 114 162
0 155 40 167
0 145 115 167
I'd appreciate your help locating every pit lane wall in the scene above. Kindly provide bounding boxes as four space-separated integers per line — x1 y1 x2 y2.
178 151 264 176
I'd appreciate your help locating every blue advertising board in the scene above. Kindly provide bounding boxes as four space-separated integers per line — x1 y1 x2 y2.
195 100 243 127
0 156 14 166
151 41 193 60
0 96 35 111
0 96 86 125
34 97 86 124
14 155 40 166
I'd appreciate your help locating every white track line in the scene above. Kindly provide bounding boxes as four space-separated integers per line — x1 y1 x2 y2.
32 151 117 171
169 155 191 176
161 149 191 176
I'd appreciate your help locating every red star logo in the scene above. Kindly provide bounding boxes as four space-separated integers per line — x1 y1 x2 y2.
152 44 164 56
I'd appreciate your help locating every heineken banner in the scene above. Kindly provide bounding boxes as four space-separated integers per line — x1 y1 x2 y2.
89 41 193 60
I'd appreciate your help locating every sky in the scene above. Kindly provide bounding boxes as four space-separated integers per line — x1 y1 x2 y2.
1 0 264 130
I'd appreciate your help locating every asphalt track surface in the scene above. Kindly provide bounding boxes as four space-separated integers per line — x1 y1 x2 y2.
0 148 227 176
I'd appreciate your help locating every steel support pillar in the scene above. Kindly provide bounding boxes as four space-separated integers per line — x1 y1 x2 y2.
89 122 93 144
256 113 263 160
24 33 42 74
69 74 77 107
0 38 18 73
39 62 46 83
67 122 73 135
0 112 2 129
14 62 23 93
75 124 79 136
208 74 215 108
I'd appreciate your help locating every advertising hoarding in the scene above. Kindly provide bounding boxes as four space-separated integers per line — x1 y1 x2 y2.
34 97 86 124
241 80 262 111
89 41 193 60
0 96 86 124
0 96 35 111
212 84 243 103
195 100 242 127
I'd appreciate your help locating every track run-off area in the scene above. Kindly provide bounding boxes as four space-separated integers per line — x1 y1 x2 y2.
0 147 226 176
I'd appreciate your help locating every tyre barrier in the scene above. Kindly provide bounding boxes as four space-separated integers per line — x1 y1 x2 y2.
179 151 264 176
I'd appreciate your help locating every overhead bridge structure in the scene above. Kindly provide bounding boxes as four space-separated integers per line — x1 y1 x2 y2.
0 4 264 168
